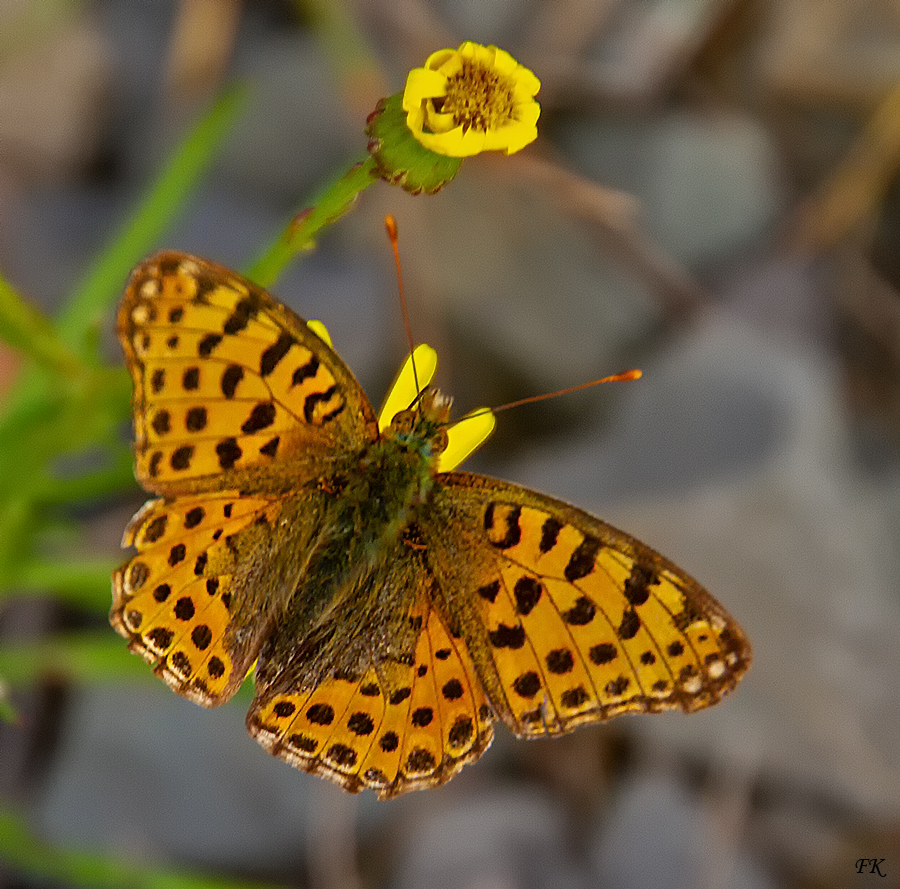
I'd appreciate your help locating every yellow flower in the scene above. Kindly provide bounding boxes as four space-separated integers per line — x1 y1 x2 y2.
402 42 540 158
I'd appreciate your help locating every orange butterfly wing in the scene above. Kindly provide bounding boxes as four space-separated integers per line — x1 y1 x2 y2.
113 252 751 798
247 592 494 798
116 252 377 494
423 473 751 736
113 253 377 706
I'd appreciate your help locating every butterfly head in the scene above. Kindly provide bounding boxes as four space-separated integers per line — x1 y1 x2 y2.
386 387 451 461
378 347 497 473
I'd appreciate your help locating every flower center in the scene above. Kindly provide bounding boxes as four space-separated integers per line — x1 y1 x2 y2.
436 60 515 132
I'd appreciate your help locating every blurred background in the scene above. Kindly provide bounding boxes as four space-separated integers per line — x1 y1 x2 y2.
1 1 900 887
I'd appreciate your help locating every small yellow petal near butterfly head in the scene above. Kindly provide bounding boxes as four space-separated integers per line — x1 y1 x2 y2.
439 408 496 473
306 320 332 347
377 344 495 471
378 344 438 431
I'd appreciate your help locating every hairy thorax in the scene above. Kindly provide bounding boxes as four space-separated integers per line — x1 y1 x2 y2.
252 409 447 689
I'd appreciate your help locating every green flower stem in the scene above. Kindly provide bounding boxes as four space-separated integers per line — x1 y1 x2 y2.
245 154 378 287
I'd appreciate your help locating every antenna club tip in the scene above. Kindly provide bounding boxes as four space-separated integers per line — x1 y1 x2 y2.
385 215 398 238
597 368 643 384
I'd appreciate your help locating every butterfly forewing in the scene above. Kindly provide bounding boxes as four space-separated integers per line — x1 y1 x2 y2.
426 473 751 736
117 252 378 494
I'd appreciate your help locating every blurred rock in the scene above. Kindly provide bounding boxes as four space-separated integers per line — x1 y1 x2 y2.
392 786 589 889
554 110 783 268
218 32 361 205
354 165 662 404
35 684 318 871
579 0 730 99
589 769 772 889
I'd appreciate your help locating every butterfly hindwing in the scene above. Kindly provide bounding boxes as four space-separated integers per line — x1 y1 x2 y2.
117 252 378 494
112 493 284 706
246 595 495 799
425 473 752 737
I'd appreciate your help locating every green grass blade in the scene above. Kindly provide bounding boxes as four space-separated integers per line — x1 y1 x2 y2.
0 633 151 685
6 559 118 610
0 271 86 378
60 85 248 356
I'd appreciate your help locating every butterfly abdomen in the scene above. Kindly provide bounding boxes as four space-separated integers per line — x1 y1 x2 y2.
254 433 441 680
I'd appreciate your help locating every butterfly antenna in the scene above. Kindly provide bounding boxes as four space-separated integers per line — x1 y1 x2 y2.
385 215 421 396
449 369 643 426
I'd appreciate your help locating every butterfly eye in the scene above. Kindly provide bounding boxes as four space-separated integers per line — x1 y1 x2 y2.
378 345 438 431
389 409 417 434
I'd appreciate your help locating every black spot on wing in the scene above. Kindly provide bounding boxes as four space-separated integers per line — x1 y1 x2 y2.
222 297 257 335
260 332 294 376
624 564 657 606
291 356 319 386
539 516 562 553
198 333 222 358
221 364 243 398
241 402 276 434
564 536 601 581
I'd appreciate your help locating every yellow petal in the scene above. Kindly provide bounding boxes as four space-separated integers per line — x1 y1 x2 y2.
515 100 542 127
378 344 438 431
403 68 448 107
513 66 541 97
490 46 519 76
306 319 332 347
484 119 537 154
438 408 496 472
418 124 490 158
404 105 427 137
424 48 457 70
435 53 465 79
458 41 494 67
422 108 459 134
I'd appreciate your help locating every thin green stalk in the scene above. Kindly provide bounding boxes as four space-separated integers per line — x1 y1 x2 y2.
246 155 378 286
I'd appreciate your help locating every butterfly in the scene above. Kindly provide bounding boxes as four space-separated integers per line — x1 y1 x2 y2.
112 251 751 798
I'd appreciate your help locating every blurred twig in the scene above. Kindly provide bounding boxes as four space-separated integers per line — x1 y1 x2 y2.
505 152 706 317
164 0 243 106
788 80 900 252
